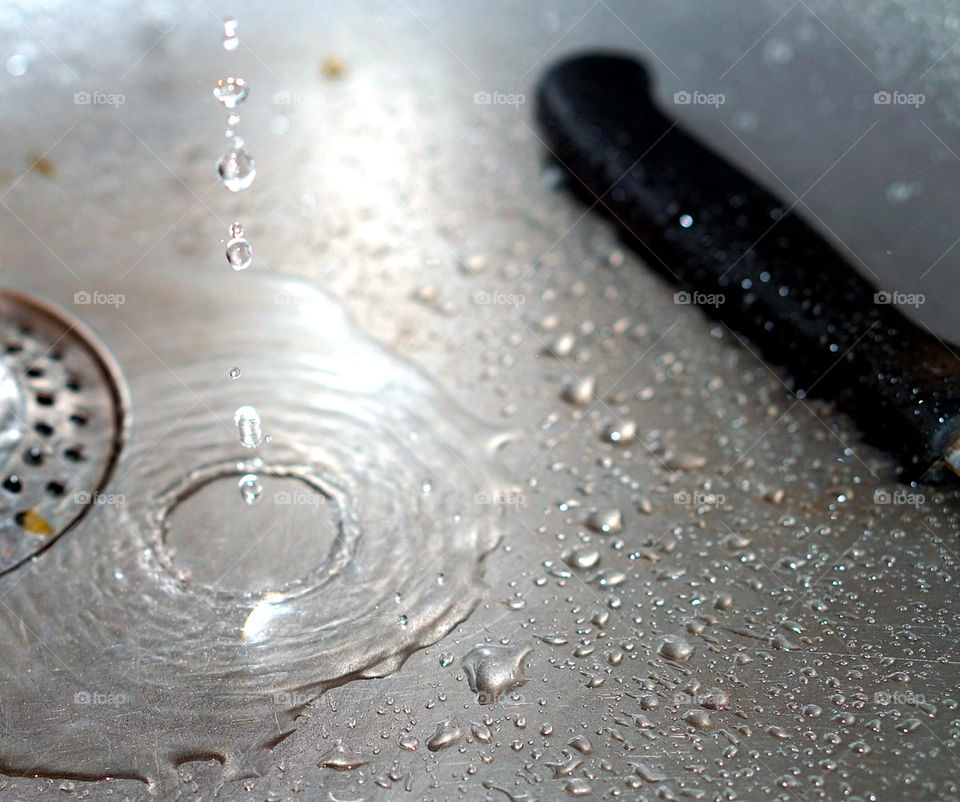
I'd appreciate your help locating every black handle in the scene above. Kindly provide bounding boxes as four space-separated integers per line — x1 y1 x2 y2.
536 53 960 482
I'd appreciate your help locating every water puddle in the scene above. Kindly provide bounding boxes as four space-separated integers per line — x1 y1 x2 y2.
0 271 510 793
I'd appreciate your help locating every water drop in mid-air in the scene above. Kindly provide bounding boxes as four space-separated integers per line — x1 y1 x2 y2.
213 76 248 108
234 405 263 449
238 473 262 504
222 18 239 51
225 222 253 270
229 366 241 379
216 138 256 192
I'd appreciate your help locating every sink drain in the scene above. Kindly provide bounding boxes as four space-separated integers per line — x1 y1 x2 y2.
0 289 126 574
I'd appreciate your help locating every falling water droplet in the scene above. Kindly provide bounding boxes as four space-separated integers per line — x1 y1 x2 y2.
229 366 241 380
213 76 248 109
234 405 263 449
222 18 239 51
225 222 253 270
6 54 28 77
216 138 256 192
238 473 262 505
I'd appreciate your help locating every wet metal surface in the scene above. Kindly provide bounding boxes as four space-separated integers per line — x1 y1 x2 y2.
1 1 959 799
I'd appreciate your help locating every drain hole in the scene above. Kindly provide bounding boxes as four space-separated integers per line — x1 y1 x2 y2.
23 447 43 466
0 287 126 573
63 446 84 462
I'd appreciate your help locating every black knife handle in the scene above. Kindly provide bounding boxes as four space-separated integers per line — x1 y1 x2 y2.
536 53 960 481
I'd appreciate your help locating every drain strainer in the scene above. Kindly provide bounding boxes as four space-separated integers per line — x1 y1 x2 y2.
0 289 125 574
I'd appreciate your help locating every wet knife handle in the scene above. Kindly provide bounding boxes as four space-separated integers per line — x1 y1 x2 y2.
536 53 960 481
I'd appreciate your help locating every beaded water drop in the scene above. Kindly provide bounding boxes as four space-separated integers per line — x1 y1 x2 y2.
222 18 239 51
225 223 253 270
216 137 256 192
213 76 248 109
234 405 263 449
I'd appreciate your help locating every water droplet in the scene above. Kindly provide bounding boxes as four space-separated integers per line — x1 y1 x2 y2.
238 473 262 504
397 733 418 751
427 719 462 751
6 54 28 77
564 778 593 797
234 405 263 448
545 332 576 357
658 634 694 662
603 419 636 444
682 708 712 729
222 18 239 51
562 375 595 405
318 742 368 771
584 507 622 534
213 76 248 109
462 644 533 705
564 547 600 570
886 180 921 204
225 222 253 270
471 721 492 743
229 366 241 379
763 37 794 64
216 140 256 192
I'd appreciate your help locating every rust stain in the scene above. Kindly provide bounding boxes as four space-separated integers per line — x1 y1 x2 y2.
320 55 346 79
22 509 54 537
27 153 56 178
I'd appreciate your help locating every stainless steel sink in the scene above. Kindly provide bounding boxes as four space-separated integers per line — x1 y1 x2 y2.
0 1 958 798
